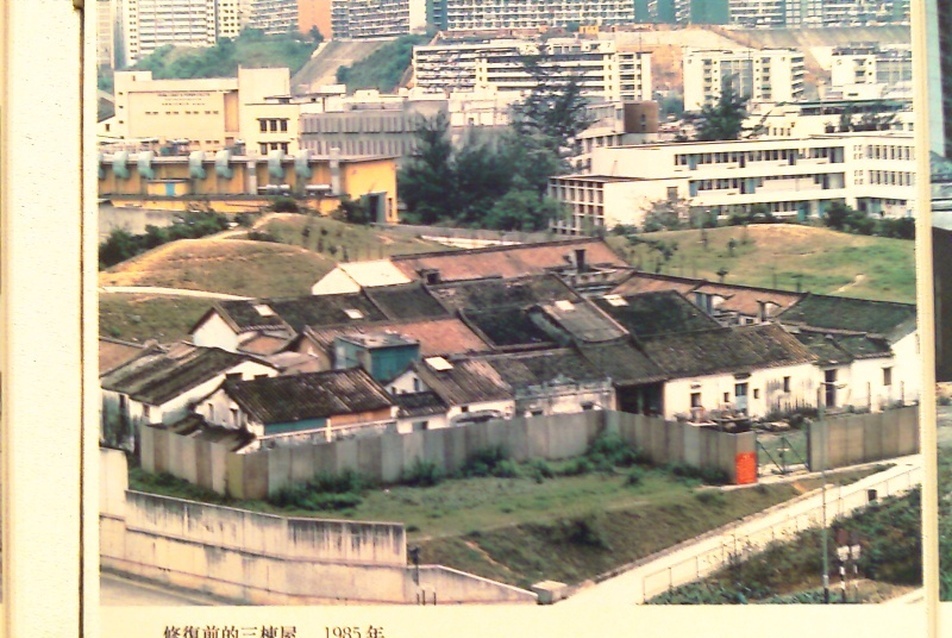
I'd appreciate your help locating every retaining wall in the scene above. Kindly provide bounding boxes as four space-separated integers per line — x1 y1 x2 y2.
101 448 535 605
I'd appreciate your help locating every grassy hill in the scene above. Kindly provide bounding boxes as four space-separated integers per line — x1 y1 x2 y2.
605 224 915 304
258 214 453 260
97 216 452 341
100 237 336 298
100 294 215 343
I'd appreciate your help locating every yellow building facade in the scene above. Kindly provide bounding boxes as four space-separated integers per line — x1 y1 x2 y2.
98 152 399 221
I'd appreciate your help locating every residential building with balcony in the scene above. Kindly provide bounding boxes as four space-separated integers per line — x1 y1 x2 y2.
413 38 651 103
442 0 636 31
728 0 786 27
683 47 805 111
548 132 915 234
330 0 428 39
829 44 913 100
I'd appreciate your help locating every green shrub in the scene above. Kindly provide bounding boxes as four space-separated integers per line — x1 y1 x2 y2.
624 466 645 487
558 511 612 550
271 197 300 212
694 489 726 506
462 445 510 478
585 431 647 469
492 459 522 479
402 458 443 487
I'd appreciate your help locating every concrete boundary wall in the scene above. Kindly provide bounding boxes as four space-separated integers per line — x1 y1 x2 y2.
807 406 919 470
101 449 536 605
142 410 755 499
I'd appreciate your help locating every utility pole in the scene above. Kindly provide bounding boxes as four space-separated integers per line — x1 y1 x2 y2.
817 384 829 604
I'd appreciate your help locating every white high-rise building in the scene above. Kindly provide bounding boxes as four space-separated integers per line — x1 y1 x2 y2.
331 0 427 39
414 38 652 103
247 0 300 35
114 0 245 67
442 0 635 31
682 48 805 111
829 44 913 99
729 0 786 27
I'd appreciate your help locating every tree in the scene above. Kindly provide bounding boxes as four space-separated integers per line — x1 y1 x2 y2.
692 83 754 142
308 26 324 44
483 180 565 232
511 51 595 159
397 112 458 224
453 132 514 225
641 196 692 232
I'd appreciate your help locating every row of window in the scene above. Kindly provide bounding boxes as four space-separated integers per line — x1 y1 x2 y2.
867 170 914 186
260 142 290 154
675 146 843 167
865 144 913 161
258 118 290 133
142 110 219 116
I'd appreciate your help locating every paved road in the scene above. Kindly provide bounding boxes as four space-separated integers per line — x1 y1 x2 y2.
99 285 252 300
560 456 922 606
100 572 225 606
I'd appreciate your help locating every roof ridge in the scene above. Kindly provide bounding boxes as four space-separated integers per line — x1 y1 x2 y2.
390 237 610 262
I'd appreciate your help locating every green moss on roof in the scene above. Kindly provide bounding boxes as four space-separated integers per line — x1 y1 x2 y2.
429 274 580 312
777 294 915 336
592 291 720 338
463 307 554 348
641 324 816 378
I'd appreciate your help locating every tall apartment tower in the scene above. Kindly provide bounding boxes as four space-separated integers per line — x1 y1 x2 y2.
728 0 786 27
330 0 428 38
442 0 635 31
248 0 300 34
413 39 651 103
115 0 243 66
682 48 805 111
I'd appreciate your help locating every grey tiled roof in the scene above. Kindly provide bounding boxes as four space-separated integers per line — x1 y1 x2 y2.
223 368 394 424
641 324 816 378
101 344 258 406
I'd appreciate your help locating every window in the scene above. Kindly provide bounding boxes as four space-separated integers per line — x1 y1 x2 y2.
142 405 151 422
231 408 239 427
783 376 791 393
280 119 288 132
883 367 892 386
460 405 469 413
412 421 428 432
259 119 267 132
723 392 729 403
690 392 701 408
207 403 215 421
753 389 760 399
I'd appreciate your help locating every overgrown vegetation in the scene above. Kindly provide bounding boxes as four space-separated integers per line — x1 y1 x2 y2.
822 201 915 239
99 212 230 269
398 54 590 230
130 29 318 78
268 469 371 512
648 488 921 604
335 35 428 92
603 224 916 304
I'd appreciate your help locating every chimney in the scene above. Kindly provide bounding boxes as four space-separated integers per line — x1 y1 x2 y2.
575 248 587 273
